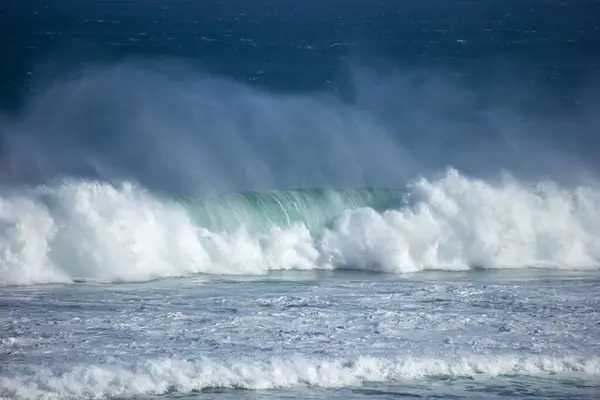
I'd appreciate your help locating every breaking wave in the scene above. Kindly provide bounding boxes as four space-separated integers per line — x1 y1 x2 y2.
1 355 599 399
174 187 405 233
1 168 600 286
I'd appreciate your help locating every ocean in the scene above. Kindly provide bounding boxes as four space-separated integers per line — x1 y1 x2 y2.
1 0 600 399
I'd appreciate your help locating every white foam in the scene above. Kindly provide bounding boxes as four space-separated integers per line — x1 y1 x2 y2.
0 180 320 285
320 169 600 272
1 169 600 286
1 355 598 399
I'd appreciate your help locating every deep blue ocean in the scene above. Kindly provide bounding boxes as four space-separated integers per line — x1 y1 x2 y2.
1 1 600 399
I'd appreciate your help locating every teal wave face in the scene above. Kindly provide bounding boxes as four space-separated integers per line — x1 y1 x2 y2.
172 188 406 233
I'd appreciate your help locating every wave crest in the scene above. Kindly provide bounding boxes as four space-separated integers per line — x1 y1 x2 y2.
2 355 599 399
1 169 599 286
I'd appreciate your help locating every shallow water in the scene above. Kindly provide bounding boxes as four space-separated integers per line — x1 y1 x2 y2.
2 270 599 399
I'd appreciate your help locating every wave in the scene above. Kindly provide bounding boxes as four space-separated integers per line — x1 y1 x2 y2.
2 355 599 399
174 187 405 233
1 168 600 286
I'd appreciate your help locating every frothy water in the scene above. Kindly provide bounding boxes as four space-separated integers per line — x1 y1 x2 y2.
2 1 599 398
2 355 599 399
2 169 599 287
2 272 599 399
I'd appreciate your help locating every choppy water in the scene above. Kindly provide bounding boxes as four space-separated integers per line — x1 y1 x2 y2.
2 1 600 399
2 271 600 399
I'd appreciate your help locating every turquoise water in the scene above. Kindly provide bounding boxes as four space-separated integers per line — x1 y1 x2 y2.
174 188 405 233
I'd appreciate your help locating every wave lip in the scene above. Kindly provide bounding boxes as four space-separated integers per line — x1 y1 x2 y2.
175 187 405 233
2 355 599 399
1 168 600 287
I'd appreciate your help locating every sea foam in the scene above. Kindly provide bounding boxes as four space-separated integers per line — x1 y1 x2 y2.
1 168 599 286
1 355 599 399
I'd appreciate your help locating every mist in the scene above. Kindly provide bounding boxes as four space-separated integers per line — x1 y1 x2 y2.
0 58 598 195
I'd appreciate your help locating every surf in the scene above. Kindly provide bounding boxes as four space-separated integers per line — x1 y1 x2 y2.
1 168 599 287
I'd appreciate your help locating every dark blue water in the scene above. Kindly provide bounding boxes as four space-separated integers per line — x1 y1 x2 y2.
2 1 599 98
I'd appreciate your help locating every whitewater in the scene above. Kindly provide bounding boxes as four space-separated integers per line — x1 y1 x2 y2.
2 0 600 398
2 168 599 287
2 263 600 399
3 168 600 399
3 171 600 400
